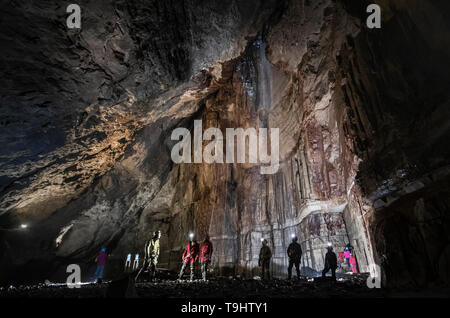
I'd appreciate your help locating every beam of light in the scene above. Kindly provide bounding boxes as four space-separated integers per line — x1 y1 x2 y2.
189 233 194 239
20 224 27 229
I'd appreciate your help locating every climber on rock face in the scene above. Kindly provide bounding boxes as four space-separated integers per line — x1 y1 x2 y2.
146 230 161 281
199 234 213 282
258 239 272 280
322 245 338 281
287 235 302 280
178 233 199 282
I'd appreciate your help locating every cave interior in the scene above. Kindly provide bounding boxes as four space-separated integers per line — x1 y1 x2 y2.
0 0 449 294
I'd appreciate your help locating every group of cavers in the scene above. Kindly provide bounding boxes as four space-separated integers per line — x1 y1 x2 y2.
92 231 357 282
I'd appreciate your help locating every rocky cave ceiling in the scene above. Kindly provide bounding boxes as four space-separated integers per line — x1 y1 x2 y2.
0 0 449 288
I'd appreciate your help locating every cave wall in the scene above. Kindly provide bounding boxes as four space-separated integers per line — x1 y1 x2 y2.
157 28 355 277
336 0 450 286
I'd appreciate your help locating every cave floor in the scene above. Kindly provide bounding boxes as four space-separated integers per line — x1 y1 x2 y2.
1 275 449 298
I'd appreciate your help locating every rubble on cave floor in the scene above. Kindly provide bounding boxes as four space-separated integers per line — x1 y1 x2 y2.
133 275 383 298
2 271 450 298
2 274 443 298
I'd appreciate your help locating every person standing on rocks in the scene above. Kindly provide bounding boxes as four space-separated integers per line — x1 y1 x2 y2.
94 248 108 283
146 230 161 281
258 239 272 280
322 245 338 281
178 233 199 282
344 248 351 266
199 234 213 282
287 235 302 280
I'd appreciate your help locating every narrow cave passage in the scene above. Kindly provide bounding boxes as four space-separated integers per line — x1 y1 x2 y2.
0 0 450 302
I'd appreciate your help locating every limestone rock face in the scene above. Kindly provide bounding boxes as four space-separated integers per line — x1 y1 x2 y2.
0 0 449 288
